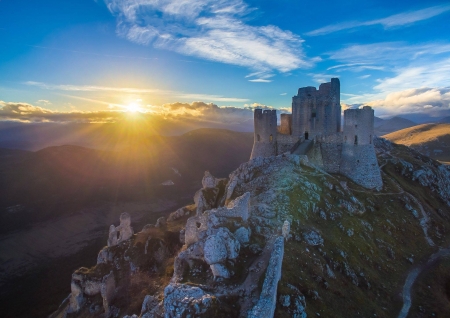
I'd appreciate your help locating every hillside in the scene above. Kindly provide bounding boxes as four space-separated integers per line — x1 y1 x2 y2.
48 137 450 318
383 123 450 163
374 116 416 136
0 129 253 318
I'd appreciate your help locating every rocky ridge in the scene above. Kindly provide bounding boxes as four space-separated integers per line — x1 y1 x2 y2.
52 138 450 318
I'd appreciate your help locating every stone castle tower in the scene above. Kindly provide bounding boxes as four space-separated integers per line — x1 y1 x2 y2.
249 78 383 189
292 78 341 140
340 106 381 189
250 109 278 159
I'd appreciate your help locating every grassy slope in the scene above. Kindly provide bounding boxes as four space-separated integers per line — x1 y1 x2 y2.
276 142 450 317
383 123 450 162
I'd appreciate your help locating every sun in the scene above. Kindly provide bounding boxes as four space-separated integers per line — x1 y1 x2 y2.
125 102 142 113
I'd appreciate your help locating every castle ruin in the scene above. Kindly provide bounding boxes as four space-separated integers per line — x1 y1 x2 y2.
250 78 382 189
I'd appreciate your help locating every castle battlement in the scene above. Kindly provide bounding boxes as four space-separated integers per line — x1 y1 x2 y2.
250 78 383 189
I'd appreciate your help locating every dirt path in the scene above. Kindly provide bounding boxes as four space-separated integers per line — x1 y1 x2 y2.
398 248 450 318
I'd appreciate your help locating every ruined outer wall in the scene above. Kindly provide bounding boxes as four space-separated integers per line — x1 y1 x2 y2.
250 109 278 159
248 236 284 318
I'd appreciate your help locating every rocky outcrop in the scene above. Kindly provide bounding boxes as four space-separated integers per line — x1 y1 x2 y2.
163 283 216 317
107 212 133 247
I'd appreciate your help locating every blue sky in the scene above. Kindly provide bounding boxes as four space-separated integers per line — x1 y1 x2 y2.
1 0 450 127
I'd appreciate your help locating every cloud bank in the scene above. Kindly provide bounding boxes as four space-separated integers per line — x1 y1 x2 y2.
104 0 311 81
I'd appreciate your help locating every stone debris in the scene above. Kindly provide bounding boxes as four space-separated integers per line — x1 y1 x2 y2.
282 220 290 240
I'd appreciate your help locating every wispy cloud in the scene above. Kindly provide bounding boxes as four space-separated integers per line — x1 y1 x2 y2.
24 81 250 103
104 0 312 78
306 5 450 36
374 57 450 93
358 75 371 79
309 73 339 84
327 63 384 72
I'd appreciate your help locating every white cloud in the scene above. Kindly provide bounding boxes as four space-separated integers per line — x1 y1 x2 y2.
104 0 312 76
366 87 450 117
306 5 450 36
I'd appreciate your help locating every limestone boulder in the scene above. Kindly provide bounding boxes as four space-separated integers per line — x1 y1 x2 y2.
204 234 227 265
210 263 230 279
234 226 251 245
163 283 215 317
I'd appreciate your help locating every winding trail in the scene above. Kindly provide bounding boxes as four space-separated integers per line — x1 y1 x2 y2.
397 248 450 318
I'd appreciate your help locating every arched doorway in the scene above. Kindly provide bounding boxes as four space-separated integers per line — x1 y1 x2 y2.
305 132 309 140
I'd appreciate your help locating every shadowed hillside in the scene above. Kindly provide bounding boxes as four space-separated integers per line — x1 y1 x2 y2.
383 123 450 163
0 129 253 233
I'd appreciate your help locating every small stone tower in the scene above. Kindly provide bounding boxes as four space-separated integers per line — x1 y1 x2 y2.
250 109 277 159
340 106 382 189
292 78 341 140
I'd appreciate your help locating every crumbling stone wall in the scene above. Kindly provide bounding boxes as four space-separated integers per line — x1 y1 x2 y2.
248 236 285 318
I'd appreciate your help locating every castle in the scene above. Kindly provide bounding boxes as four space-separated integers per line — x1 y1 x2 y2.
250 78 383 189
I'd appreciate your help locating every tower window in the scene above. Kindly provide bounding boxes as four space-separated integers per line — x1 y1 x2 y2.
269 134 273 142
311 112 316 118
370 135 372 144
257 134 260 141
355 125 358 128
354 135 358 145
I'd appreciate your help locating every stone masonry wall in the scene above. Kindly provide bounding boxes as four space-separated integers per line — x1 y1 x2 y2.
277 133 300 155
343 106 374 146
340 144 382 189
316 133 343 173
251 109 278 159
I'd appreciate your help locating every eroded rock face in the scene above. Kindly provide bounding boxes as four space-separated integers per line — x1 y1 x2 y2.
167 207 190 222
163 283 216 317
202 171 218 188
67 270 116 315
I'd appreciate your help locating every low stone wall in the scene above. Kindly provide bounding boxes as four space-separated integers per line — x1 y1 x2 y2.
248 236 285 318
277 134 300 154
